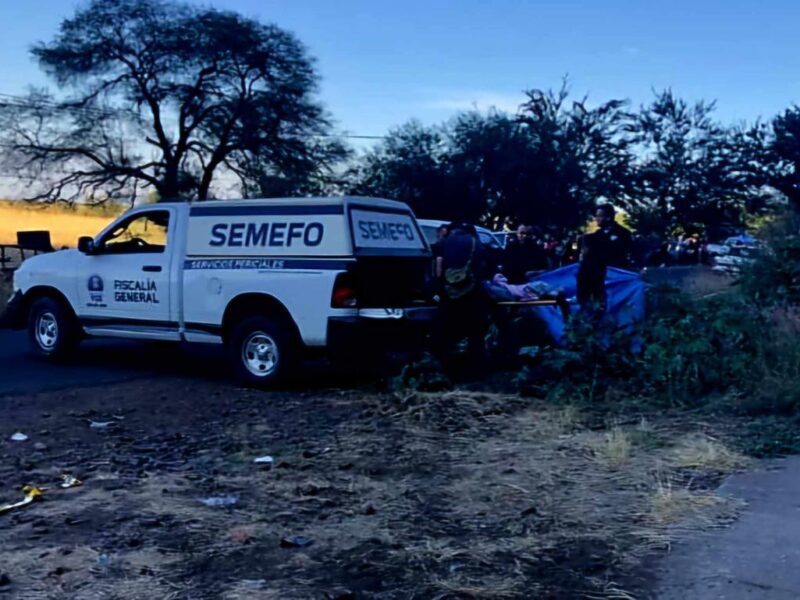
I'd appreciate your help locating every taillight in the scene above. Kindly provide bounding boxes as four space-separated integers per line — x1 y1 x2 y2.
331 273 358 308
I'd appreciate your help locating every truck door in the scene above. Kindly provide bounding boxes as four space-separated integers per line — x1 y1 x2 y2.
347 205 432 307
76 209 173 327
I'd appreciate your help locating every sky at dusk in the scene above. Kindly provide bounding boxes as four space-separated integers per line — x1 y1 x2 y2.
0 0 798 141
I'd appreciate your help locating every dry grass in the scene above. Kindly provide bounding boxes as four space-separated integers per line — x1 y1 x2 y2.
0 383 748 599
669 433 750 471
643 266 736 300
431 578 520 599
0 199 121 248
380 394 743 596
595 426 633 469
648 474 722 527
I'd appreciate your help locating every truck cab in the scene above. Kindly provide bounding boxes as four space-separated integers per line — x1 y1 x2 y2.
6 197 434 386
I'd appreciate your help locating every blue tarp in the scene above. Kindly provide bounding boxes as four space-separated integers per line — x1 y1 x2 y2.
527 264 646 344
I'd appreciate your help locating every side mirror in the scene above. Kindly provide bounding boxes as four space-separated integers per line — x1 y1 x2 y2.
78 236 95 254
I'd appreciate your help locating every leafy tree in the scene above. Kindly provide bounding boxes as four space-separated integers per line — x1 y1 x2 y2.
0 0 346 203
349 83 635 233
510 85 634 231
628 90 765 239
347 121 464 218
350 85 776 239
769 106 800 211
442 111 528 225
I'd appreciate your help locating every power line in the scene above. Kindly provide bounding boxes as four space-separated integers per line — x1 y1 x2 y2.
0 92 135 119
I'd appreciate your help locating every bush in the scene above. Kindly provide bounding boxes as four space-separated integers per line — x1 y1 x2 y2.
638 290 765 405
518 280 800 420
511 212 800 454
516 312 639 403
741 212 800 306
388 353 452 392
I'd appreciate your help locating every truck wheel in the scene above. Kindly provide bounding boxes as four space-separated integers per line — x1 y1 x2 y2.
227 315 298 387
27 296 81 359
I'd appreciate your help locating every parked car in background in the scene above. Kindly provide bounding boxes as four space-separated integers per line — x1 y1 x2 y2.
417 219 504 273
417 219 503 251
710 234 764 274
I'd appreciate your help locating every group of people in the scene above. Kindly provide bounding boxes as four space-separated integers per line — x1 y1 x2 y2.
503 226 582 276
429 204 633 365
498 220 713 273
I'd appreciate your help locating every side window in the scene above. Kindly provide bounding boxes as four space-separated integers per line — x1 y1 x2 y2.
421 226 439 246
98 211 170 255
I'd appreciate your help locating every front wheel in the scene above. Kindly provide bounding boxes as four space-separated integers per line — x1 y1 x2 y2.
226 315 298 387
27 297 81 359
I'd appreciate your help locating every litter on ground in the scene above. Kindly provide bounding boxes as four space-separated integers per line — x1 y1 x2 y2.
0 486 43 515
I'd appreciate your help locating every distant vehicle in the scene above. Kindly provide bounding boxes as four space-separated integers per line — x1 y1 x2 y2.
712 245 763 275
705 243 729 256
708 233 763 274
417 219 503 251
5 197 435 386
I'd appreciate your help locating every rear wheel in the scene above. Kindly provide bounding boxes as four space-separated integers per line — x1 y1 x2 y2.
226 315 298 387
27 296 81 359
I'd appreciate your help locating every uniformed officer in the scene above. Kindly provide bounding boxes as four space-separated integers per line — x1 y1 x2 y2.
577 204 632 315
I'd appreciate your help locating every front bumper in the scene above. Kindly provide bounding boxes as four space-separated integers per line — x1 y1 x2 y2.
327 306 437 356
0 290 24 329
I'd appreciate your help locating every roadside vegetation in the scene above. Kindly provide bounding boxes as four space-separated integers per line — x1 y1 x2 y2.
0 200 120 248
394 212 800 459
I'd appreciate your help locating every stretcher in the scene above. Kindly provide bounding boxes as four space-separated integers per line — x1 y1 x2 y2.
495 297 571 320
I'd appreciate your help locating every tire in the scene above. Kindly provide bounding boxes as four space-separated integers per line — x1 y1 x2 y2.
27 296 81 359
226 314 298 387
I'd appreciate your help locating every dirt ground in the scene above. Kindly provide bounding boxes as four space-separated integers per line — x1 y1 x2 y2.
0 377 748 599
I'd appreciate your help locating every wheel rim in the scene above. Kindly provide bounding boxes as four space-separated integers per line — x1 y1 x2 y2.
241 331 279 377
35 311 59 350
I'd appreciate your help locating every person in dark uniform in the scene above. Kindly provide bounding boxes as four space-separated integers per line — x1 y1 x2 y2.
502 224 548 284
431 224 450 281
577 204 632 316
433 222 490 368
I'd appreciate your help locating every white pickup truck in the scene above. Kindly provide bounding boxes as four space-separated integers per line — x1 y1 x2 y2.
4 197 435 385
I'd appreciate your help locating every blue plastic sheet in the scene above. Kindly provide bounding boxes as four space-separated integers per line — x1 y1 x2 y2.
527 264 646 344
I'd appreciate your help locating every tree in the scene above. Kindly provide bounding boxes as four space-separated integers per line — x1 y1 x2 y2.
348 82 635 233
347 121 463 218
0 0 346 203
770 106 800 211
510 84 634 231
629 90 764 239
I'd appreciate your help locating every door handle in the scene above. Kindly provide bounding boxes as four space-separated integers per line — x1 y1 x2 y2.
142 265 162 272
